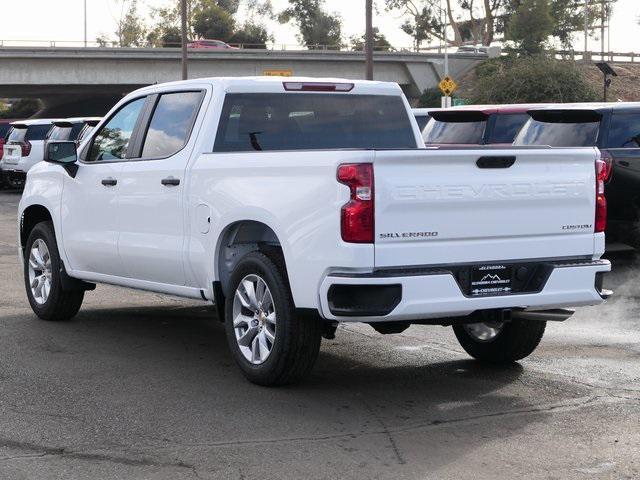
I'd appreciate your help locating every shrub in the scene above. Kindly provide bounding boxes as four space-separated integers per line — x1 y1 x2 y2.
472 55 598 104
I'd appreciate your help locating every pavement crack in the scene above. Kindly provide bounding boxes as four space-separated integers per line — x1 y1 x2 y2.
358 397 406 465
0 437 196 472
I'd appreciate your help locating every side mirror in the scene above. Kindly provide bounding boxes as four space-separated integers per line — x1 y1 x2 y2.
44 141 78 177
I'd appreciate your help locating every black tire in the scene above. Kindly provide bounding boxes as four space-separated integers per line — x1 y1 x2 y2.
224 251 322 386
24 221 84 321
453 319 546 363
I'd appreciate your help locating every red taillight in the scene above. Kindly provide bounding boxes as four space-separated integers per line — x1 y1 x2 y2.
0 139 4 160
338 163 374 243
595 151 612 233
20 141 32 157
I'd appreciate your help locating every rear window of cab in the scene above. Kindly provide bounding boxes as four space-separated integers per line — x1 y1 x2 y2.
213 93 417 152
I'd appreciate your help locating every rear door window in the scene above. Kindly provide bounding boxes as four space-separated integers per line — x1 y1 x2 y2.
514 111 601 147
141 91 203 158
606 113 640 148
488 113 529 144
214 93 416 152
0 124 11 138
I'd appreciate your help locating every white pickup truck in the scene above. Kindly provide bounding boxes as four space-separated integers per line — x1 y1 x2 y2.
18 77 611 385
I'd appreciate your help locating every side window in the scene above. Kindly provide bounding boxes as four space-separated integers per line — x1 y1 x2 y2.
88 97 146 162
141 91 202 158
607 113 640 148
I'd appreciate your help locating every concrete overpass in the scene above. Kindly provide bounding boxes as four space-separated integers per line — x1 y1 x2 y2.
0 47 489 116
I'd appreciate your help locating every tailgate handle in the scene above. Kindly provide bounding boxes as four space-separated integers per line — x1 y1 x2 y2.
476 156 516 169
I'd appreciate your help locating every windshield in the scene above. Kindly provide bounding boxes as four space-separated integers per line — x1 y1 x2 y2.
422 118 486 144
514 110 601 147
214 93 417 152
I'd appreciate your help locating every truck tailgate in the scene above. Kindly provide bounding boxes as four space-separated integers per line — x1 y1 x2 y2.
374 148 599 268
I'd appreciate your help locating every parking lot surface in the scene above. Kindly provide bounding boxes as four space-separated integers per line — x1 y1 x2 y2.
0 190 639 480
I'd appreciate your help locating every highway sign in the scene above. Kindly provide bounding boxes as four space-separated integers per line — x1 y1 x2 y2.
438 76 458 96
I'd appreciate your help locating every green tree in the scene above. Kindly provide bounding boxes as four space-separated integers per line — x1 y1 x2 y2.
278 0 343 49
0 99 43 119
349 27 394 52
192 2 236 40
472 56 598 104
417 87 443 107
506 0 554 54
115 0 147 47
229 21 273 48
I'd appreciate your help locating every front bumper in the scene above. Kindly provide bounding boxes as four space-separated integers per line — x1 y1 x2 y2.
318 260 611 322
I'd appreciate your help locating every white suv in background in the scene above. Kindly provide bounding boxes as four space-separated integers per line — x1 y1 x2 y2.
1 119 59 189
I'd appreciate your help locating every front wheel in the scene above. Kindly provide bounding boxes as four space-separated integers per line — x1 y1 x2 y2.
24 221 84 321
453 319 546 363
224 251 322 386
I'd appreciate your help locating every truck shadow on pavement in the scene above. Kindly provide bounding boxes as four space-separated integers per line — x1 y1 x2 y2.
1 304 561 475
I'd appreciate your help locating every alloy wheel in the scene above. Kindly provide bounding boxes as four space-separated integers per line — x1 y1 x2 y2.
232 274 277 365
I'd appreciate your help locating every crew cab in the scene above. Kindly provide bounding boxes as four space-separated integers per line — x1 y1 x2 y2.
514 103 640 248
19 77 611 385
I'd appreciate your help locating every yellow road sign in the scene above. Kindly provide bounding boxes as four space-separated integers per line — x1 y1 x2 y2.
438 76 458 96
263 69 294 77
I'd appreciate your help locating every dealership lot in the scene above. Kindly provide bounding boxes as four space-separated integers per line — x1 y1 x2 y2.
0 189 638 479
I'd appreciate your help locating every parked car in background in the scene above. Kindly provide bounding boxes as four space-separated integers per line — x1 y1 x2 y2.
1 119 58 189
19 77 610 386
76 118 101 145
187 39 237 50
47 118 102 144
421 104 547 146
412 108 437 131
0 119 19 159
514 102 640 248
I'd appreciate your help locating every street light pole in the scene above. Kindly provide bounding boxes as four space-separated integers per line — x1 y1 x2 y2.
181 0 188 80
365 0 373 80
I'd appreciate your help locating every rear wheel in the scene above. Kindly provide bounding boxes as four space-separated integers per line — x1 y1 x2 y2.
24 221 84 321
453 319 546 363
224 251 322 386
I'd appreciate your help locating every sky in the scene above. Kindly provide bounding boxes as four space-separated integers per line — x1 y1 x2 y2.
0 0 638 52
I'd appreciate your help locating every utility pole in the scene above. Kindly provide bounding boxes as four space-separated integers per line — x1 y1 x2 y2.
365 0 373 80
84 0 87 47
181 0 188 80
600 0 605 61
584 0 588 59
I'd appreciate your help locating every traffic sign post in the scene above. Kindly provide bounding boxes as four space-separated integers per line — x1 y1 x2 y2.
438 75 458 108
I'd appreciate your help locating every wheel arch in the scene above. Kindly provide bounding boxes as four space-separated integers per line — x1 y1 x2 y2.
20 204 54 256
214 220 289 321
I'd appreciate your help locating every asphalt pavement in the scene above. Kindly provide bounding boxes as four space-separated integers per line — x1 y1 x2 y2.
0 190 638 480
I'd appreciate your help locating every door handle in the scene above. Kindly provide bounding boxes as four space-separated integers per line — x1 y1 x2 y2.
101 177 117 186
161 177 181 186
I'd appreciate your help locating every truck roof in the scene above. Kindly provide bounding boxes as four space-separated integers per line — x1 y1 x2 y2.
132 76 405 97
